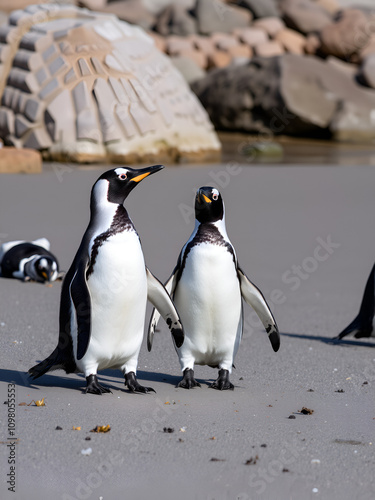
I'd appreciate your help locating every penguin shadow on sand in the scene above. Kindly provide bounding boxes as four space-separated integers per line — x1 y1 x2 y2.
280 332 375 348
281 263 375 349
0 368 84 392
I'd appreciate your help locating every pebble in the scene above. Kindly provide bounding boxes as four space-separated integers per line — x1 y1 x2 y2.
311 459 320 464
81 448 92 456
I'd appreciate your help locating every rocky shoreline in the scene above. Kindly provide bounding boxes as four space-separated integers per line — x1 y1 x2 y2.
0 0 374 167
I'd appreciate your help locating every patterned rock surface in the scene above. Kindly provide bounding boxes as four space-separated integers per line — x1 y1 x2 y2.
0 3 221 163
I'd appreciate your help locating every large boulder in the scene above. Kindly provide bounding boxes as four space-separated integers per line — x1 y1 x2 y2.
0 4 220 163
192 54 375 141
279 0 332 34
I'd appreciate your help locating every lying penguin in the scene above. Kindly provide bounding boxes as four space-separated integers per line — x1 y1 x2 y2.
333 263 374 340
148 186 279 390
0 238 61 283
29 166 184 395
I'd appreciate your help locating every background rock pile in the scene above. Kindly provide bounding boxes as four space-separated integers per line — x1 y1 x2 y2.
0 0 375 163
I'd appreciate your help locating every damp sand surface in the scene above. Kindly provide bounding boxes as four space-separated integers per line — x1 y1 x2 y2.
0 159 374 500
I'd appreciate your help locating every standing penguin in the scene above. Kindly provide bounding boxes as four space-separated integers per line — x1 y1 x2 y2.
29 166 184 394
0 238 61 283
148 186 279 390
333 263 374 340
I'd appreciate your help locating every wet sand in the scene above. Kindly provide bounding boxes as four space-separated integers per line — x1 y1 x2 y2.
0 159 374 500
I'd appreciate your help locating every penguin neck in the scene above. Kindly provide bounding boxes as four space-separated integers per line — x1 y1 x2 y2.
193 215 228 240
90 198 132 234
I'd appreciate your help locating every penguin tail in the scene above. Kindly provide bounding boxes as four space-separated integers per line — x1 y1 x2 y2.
28 347 76 379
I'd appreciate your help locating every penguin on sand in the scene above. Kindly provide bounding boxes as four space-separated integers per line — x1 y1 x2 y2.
29 166 184 395
0 238 61 283
148 186 279 390
333 263 374 340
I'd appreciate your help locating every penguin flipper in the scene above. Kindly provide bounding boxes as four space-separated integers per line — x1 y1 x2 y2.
334 263 375 340
70 263 92 360
146 267 183 351
238 267 280 352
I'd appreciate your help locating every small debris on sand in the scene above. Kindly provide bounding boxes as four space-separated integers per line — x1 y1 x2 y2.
300 407 314 415
245 455 258 465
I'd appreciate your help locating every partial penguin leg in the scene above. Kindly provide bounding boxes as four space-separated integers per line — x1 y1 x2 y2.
85 374 112 395
209 369 234 390
177 368 201 389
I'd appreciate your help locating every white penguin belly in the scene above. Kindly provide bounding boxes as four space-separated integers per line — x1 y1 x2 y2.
174 243 242 370
78 231 147 374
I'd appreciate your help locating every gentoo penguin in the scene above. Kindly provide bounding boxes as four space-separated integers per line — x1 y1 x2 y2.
29 166 184 395
148 186 279 390
333 263 374 340
0 238 60 283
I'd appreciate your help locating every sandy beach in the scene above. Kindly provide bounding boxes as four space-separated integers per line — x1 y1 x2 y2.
0 158 374 500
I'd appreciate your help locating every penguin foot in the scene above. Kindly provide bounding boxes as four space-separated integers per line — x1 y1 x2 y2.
177 368 201 389
209 369 234 391
124 372 156 394
85 375 112 395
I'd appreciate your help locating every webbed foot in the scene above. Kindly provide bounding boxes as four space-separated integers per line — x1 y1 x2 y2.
125 372 156 393
177 368 201 389
209 369 234 391
85 374 112 394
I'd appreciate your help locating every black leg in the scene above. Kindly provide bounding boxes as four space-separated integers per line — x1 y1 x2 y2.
85 374 112 395
177 368 201 389
124 372 155 394
209 369 234 390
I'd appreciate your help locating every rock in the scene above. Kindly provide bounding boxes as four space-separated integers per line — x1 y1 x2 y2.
99 1 156 30
304 34 321 55
0 4 221 163
189 35 216 57
143 0 196 16
234 27 268 46
314 0 341 15
78 0 107 10
235 0 280 19
192 53 375 141
326 56 357 77
212 33 239 51
154 3 197 36
227 43 253 63
195 0 252 35
359 35 375 62
192 57 281 132
0 146 42 173
171 55 206 84
360 54 375 89
166 36 193 55
279 0 332 34
207 49 232 69
320 9 371 60
179 48 207 69
252 17 285 38
254 41 284 57
275 28 306 55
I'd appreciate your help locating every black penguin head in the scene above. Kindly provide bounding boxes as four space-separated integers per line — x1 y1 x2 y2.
195 186 224 224
35 256 57 282
93 165 165 206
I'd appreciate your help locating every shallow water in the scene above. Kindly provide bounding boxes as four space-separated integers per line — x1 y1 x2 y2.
219 132 375 166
